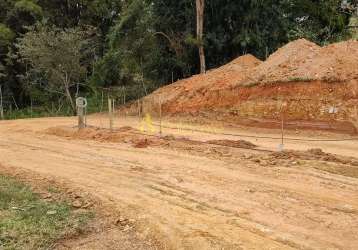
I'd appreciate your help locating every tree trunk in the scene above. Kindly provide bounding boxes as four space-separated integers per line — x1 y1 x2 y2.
63 72 76 115
64 82 76 115
196 0 206 74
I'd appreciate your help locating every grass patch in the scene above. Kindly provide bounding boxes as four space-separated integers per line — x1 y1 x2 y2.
0 175 93 250
288 76 314 82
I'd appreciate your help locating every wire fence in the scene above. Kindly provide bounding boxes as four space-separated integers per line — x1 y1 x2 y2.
3 84 358 144
82 92 358 145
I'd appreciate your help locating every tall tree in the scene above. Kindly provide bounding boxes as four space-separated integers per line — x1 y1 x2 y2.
16 24 94 113
196 0 205 74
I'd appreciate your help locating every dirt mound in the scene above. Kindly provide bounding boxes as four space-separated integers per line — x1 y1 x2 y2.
46 126 133 142
247 39 358 84
137 38 358 116
135 54 262 115
45 126 261 154
126 38 358 134
46 126 165 148
146 54 262 103
161 54 261 91
268 148 358 166
132 138 157 148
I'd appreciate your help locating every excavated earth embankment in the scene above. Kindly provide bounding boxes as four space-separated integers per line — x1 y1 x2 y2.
129 39 358 134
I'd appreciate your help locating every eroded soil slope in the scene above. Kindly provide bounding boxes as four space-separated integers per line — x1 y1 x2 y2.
129 39 358 134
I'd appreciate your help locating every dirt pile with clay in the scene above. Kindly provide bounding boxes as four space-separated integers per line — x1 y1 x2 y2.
246 39 358 83
46 125 358 179
45 126 258 151
130 39 358 134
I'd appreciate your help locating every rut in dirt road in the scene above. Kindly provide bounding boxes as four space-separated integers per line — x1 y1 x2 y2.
1 117 358 249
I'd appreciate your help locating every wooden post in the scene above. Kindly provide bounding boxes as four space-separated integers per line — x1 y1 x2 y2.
112 98 115 128
138 100 141 122
100 90 104 113
78 106 85 129
279 101 287 151
84 105 87 127
281 114 284 146
30 98 33 118
108 98 113 131
123 87 126 105
0 85 4 120
159 96 162 136
76 97 87 129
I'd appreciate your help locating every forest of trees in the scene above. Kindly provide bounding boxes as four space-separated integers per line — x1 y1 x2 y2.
0 0 357 117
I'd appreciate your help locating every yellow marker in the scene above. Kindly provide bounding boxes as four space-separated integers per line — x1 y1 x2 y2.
139 113 156 133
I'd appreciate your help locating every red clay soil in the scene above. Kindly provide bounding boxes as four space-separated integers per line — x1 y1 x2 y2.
144 54 262 104
129 39 358 134
45 126 167 148
247 39 358 84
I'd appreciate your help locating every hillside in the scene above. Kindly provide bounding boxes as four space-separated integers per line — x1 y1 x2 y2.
135 39 358 134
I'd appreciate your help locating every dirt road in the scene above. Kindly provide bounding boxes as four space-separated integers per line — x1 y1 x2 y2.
1 116 358 249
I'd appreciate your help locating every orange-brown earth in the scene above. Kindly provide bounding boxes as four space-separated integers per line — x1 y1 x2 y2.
1 116 358 249
130 39 358 134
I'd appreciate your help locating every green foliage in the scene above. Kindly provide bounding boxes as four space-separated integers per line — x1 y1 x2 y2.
287 0 351 44
6 0 43 34
349 16 358 39
0 24 14 46
14 0 43 17
16 23 95 112
92 0 158 98
91 50 122 87
0 0 355 118
2 105 73 120
0 175 93 249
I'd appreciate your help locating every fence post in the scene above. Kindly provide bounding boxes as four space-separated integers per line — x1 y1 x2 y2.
0 85 4 120
138 100 141 122
108 98 113 131
159 96 162 136
279 101 287 151
76 97 87 129
281 114 284 146
78 105 85 129
112 98 115 128
100 90 104 113
30 98 33 118
123 87 126 105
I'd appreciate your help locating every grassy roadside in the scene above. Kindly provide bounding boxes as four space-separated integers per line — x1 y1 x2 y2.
0 175 93 250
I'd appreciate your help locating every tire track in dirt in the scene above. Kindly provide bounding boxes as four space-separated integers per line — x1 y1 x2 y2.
1 127 358 249
0 140 297 249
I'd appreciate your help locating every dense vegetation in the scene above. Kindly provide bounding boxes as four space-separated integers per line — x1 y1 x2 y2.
0 0 356 118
